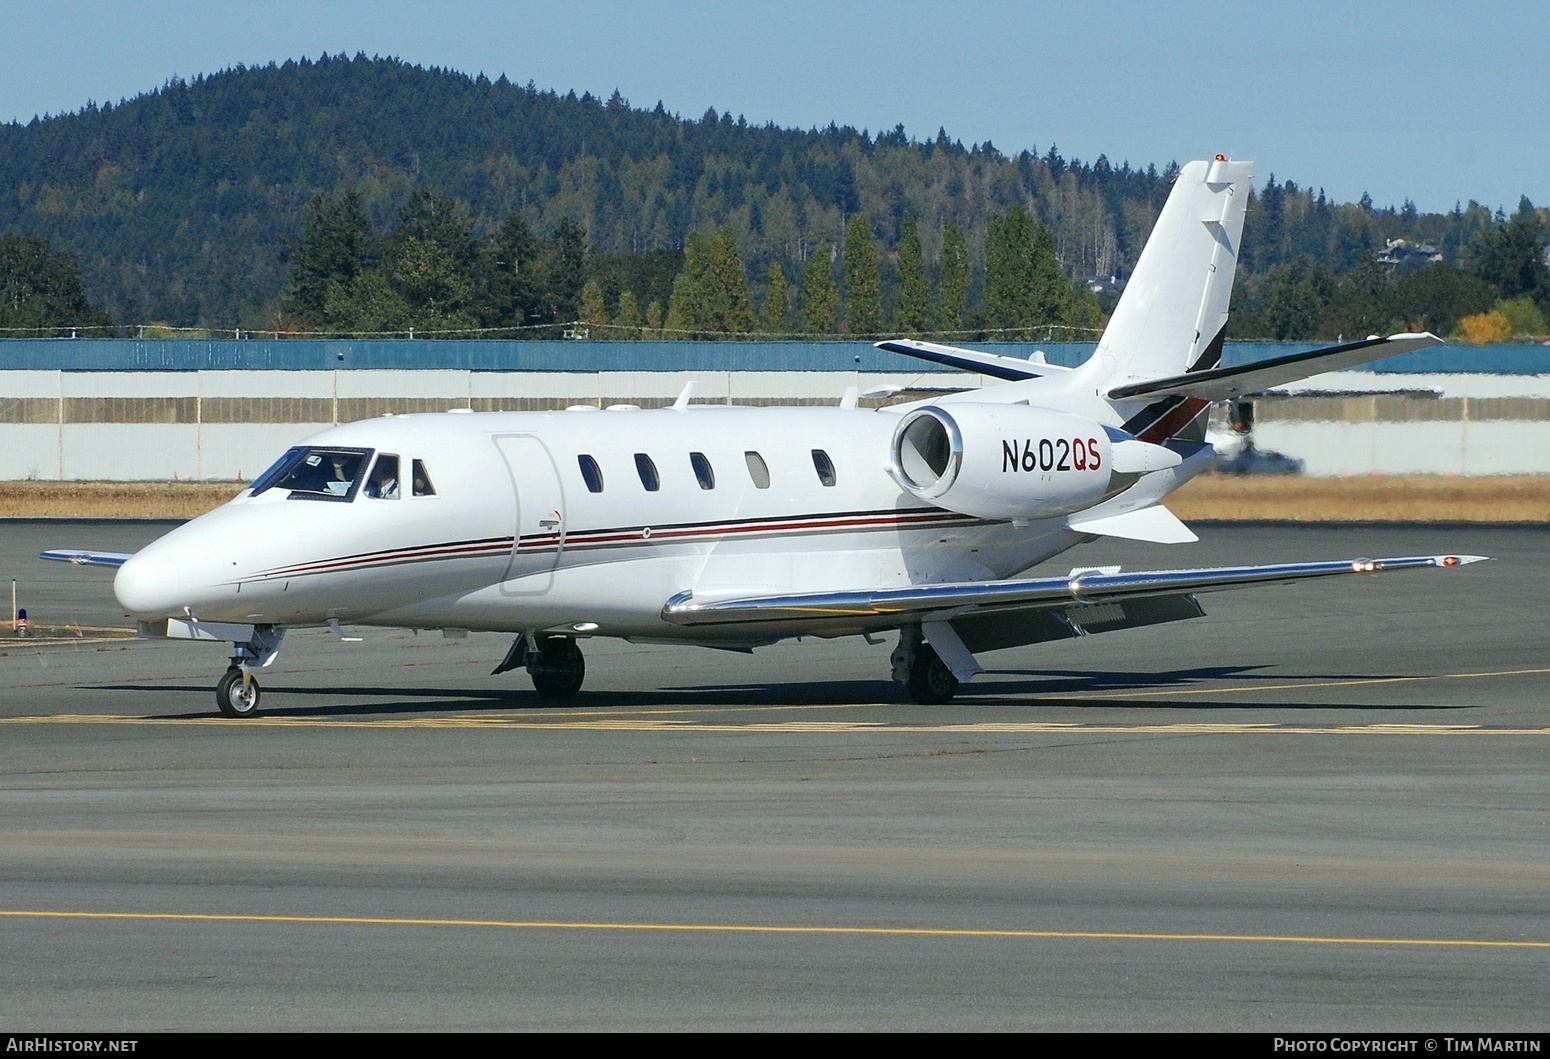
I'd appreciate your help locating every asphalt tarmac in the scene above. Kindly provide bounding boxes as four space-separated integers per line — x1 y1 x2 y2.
0 519 1546 1031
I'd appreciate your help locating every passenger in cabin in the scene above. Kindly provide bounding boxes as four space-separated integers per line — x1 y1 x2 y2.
365 455 399 499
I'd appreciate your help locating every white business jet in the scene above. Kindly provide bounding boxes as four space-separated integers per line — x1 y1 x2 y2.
44 157 1483 717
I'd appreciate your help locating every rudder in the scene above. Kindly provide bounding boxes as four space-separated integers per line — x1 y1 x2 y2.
1075 157 1254 440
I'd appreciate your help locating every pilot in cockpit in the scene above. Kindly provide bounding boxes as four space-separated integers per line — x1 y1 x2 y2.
365 454 399 499
324 453 355 495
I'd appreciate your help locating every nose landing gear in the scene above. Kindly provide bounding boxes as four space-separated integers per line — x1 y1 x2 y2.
213 624 284 718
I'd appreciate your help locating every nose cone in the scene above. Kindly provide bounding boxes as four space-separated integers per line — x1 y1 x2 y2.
114 553 183 618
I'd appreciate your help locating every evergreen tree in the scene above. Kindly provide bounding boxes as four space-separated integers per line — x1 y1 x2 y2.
281 191 374 326
704 226 754 334
893 214 932 334
801 246 839 334
579 278 607 336
0 232 114 335
479 214 543 329
937 219 969 334
378 188 481 331
983 207 1037 337
540 218 589 325
665 231 712 336
613 289 642 338
1028 223 1076 332
843 214 882 334
761 262 790 334
1470 197 1550 309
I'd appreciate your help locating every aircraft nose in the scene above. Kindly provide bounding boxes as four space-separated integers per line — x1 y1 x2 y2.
114 552 183 618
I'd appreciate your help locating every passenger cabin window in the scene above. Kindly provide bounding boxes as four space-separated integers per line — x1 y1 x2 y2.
578 454 604 494
365 454 400 498
690 452 715 490
254 446 373 501
744 451 771 489
635 453 660 491
411 459 436 497
811 449 837 487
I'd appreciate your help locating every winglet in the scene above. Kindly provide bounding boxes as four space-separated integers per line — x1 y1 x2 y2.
40 549 133 568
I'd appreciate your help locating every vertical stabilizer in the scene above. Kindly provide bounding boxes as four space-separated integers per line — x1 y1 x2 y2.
1075 157 1254 440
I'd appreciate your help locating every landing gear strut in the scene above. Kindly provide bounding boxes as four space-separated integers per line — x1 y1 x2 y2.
214 624 284 718
495 633 586 699
891 626 959 705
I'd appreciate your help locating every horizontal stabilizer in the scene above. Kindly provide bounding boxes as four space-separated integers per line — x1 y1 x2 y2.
1106 333 1442 402
876 339 1070 381
1067 505 1197 544
663 553 1485 627
40 549 132 568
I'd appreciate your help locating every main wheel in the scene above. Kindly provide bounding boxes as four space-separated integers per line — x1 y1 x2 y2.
905 644 958 705
529 637 585 699
216 667 261 718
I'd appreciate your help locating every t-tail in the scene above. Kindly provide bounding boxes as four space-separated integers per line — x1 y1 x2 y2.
877 155 1441 448
1070 155 1254 444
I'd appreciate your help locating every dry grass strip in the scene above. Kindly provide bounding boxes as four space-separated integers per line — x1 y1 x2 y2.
0 475 1545 522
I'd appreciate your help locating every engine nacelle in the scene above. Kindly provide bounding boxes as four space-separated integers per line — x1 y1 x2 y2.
888 404 1180 520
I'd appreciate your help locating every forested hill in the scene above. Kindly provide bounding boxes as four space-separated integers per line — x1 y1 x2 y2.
0 53 1530 333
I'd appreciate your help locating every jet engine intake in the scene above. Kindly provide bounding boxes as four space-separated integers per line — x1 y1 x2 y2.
889 405 1177 520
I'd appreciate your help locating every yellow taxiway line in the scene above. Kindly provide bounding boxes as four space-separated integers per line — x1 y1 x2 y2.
4 666 1548 733
2 908 1546 950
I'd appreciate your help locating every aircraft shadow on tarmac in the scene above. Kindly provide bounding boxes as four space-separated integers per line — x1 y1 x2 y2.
87 660 1475 717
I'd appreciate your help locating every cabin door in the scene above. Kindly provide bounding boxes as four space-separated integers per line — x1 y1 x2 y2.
494 434 566 595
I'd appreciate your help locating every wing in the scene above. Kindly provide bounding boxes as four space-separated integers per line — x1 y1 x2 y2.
662 553 1485 629
1106 332 1442 402
875 339 1072 381
40 549 133 568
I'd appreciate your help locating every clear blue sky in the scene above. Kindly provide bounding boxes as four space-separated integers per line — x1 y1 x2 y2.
4 1 1545 215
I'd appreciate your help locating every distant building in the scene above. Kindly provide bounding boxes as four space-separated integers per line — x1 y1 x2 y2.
1377 238 1443 270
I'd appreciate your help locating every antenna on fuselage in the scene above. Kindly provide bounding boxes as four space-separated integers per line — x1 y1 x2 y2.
672 382 696 409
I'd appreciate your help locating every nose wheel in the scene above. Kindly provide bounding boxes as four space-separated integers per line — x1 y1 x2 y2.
216 666 262 718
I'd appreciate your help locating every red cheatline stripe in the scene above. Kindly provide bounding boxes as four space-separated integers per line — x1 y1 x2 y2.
249 509 980 579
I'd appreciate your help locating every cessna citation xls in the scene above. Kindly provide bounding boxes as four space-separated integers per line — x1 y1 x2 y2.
46 157 1483 717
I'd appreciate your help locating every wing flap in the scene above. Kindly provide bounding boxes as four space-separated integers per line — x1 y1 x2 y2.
1106 332 1443 402
661 554 1485 627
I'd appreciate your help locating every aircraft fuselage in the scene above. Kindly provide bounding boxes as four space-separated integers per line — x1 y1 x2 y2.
114 405 1093 644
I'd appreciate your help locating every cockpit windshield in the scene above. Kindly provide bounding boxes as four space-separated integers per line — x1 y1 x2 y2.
249 446 375 501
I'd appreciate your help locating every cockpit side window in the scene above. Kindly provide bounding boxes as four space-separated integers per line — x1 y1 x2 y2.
412 459 437 497
812 449 837 487
270 447 374 502
365 454 400 499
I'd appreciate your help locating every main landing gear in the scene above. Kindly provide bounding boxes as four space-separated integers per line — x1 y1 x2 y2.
891 626 959 705
493 633 586 699
214 625 284 718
